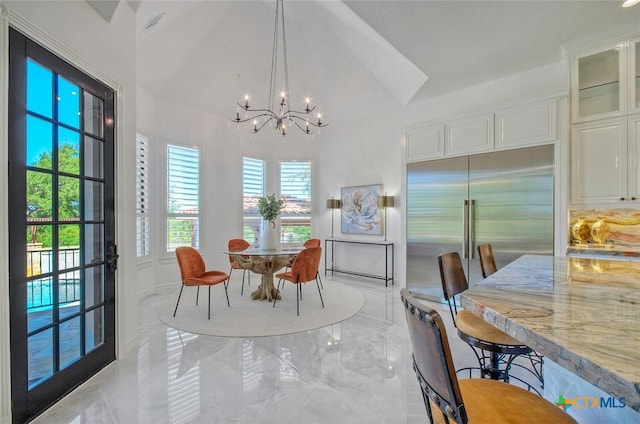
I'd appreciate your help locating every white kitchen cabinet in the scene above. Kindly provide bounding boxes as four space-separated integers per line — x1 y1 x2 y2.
446 113 494 155
495 98 557 149
404 123 445 162
571 43 627 123
571 117 635 205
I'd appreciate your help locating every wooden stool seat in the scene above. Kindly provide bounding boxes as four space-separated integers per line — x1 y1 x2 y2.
427 379 576 424
456 310 531 352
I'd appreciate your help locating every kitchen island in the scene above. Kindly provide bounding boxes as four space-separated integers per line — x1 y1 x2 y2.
460 255 640 421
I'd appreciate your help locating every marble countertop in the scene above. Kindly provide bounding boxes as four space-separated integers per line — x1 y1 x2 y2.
460 255 640 412
567 246 640 258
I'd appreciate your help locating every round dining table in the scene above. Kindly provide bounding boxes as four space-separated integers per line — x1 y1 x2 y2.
224 247 302 302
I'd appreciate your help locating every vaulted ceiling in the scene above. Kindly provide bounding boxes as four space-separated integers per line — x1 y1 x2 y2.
125 1 640 125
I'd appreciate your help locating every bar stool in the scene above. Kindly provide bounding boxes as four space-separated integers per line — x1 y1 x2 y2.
438 252 532 383
477 243 497 278
401 288 577 424
476 243 545 387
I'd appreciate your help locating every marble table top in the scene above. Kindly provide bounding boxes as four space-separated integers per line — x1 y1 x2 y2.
460 254 640 412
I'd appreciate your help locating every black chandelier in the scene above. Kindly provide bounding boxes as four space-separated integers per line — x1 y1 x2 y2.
231 0 327 137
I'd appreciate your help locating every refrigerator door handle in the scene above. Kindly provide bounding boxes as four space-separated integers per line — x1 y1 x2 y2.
463 199 469 259
470 199 476 259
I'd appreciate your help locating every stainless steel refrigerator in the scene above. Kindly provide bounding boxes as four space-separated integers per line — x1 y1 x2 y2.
406 144 554 302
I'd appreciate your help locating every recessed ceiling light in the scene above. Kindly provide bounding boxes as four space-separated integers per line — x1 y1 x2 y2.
622 0 640 8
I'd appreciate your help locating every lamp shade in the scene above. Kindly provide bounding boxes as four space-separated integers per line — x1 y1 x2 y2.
327 199 341 209
378 195 394 208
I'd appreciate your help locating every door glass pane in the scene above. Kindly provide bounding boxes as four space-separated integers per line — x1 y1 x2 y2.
27 171 53 220
58 176 80 220
578 49 620 117
57 76 80 129
84 91 104 138
84 266 104 308
85 307 104 353
85 224 104 265
28 328 54 388
27 116 53 169
27 239 52 277
59 224 80 271
59 316 81 370
27 59 53 118
59 271 80 317
84 136 103 179
85 180 104 221
58 127 80 175
27 277 53 332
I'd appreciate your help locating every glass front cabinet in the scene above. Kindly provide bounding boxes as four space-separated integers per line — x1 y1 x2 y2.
572 43 626 122
571 37 640 123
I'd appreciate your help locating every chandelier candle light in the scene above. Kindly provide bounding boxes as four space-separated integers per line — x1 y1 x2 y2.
231 0 327 136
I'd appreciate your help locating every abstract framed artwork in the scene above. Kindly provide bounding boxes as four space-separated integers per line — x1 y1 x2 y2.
341 184 382 235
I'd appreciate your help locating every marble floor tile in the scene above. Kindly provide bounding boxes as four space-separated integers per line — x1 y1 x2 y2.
31 275 540 424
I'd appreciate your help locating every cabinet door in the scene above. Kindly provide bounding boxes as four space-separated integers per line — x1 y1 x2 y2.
628 115 640 202
446 113 494 155
495 98 557 149
571 118 627 204
405 123 445 161
630 38 640 115
572 44 627 123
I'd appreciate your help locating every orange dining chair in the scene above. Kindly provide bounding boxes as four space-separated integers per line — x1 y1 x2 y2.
273 246 324 316
303 238 323 288
303 238 321 248
228 238 251 295
477 243 498 278
284 238 324 287
174 246 230 319
401 288 576 424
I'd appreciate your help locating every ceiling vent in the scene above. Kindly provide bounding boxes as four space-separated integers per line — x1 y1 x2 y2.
141 13 165 35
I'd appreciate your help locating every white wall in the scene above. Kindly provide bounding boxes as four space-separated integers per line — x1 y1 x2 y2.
0 1 138 421
141 59 569 292
0 2 571 420
317 60 569 284
137 91 320 291
138 60 569 292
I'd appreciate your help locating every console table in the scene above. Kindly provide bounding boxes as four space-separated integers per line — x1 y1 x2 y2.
324 239 394 286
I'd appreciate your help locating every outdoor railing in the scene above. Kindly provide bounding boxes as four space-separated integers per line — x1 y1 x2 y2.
26 248 81 310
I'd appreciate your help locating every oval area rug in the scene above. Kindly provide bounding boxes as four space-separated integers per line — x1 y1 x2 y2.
157 281 365 337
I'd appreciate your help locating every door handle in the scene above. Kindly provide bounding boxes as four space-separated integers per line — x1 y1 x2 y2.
106 244 119 273
470 199 476 259
463 199 469 259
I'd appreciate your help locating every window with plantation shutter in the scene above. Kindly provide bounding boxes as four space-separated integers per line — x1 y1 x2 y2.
166 144 199 251
280 161 311 244
243 157 265 243
136 133 150 257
